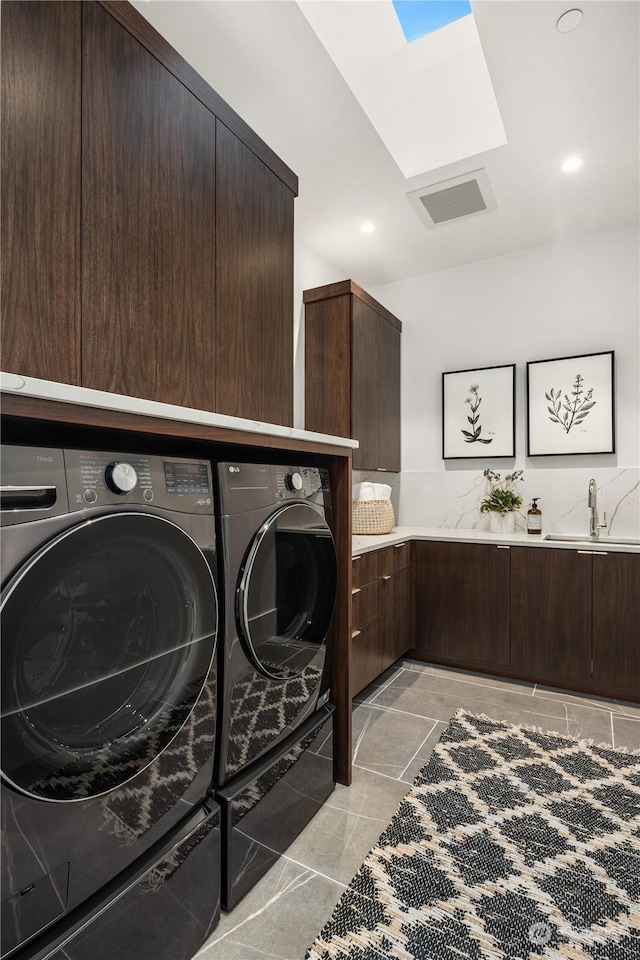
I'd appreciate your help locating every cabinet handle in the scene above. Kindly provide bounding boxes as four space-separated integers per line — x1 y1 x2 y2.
496 545 510 550
351 630 362 639
351 587 362 595
382 575 392 581
376 468 388 472
394 542 406 548
593 551 608 556
577 550 594 555
353 555 361 561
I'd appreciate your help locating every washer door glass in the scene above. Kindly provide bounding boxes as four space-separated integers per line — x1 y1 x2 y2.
237 502 337 680
1 513 217 802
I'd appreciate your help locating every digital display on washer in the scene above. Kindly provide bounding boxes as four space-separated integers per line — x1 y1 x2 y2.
163 461 210 495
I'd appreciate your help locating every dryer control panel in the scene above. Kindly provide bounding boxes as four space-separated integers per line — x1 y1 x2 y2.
65 450 214 514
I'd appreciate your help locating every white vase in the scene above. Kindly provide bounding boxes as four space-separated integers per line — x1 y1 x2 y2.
489 511 515 535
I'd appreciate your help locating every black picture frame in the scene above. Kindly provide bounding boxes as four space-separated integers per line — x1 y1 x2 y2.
442 363 516 459
526 351 615 456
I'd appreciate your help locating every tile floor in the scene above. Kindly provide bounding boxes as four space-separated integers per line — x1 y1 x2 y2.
196 659 640 960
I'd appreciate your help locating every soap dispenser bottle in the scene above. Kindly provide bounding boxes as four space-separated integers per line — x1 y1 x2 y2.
527 498 542 535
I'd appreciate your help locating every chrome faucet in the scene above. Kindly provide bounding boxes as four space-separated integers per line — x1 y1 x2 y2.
588 479 607 539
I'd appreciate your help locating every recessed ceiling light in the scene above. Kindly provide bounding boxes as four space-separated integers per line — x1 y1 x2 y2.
556 9 583 33
560 156 583 173
360 222 376 234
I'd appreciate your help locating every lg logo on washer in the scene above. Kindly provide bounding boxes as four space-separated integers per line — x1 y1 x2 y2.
228 466 240 473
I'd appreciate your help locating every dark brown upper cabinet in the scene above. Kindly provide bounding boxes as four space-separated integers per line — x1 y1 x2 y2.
304 280 401 471
82 1 216 409
215 122 294 426
1 1 81 385
2 0 297 425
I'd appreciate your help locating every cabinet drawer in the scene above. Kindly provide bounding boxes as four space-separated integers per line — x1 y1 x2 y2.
391 541 409 571
376 546 394 578
350 618 385 698
352 550 378 588
352 579 380 630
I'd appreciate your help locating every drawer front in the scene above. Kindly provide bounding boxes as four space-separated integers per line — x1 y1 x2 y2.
350 618 384 698
392 541 409 572
376 546 394 578
352 579 380 630
352 550 378 588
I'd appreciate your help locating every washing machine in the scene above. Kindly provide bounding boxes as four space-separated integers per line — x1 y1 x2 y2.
214 461 337 909
0 445 221 959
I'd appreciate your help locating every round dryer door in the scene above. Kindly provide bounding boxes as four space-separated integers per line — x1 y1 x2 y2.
0 513 217 802
237 501 337 680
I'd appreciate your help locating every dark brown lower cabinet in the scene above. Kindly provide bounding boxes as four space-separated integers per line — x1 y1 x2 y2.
592 552 640 697
411 540 638 702
510 547 592 684
350 543 411 698
414 541 510 666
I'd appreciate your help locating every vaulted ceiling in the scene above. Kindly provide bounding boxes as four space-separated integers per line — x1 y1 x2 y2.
134 1 639 287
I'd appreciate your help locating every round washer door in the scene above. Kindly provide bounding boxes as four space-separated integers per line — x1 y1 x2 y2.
1 513 218 802
237 501 337 680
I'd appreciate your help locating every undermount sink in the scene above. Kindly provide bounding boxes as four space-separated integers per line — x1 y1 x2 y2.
544 534 640 546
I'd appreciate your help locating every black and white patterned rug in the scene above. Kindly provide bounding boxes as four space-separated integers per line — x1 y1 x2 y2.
307 710 640 960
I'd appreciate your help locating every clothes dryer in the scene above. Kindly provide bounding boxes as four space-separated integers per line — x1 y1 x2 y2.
0 446 221 959
215 462 338 785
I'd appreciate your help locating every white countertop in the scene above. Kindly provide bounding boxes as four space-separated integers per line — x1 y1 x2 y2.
353 526 640 555
0 372 359 450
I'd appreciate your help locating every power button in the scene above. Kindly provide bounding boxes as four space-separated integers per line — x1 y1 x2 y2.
143 489 154 503
83 489 97 504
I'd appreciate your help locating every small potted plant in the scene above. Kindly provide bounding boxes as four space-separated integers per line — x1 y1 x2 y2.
480 469 524 534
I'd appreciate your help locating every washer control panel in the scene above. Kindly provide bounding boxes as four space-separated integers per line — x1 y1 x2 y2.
274 465 325 501
64 450 213 514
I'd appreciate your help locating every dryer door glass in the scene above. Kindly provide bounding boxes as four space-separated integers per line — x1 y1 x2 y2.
1 513 217 801
237 502 337 680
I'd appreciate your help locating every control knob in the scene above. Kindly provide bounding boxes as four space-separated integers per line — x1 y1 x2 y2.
285 471 303 492
105 461 138 495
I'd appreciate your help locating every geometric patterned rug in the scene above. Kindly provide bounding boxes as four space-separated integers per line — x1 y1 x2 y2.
306 710 640 960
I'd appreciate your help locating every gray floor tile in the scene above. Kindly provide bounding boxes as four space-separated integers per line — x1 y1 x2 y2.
534 684 640 718
613 714 640 752
398 720 447 784
351 700 440 778
197 859 343 960
400 659 535 695
282 766 408 886
372 671 618 742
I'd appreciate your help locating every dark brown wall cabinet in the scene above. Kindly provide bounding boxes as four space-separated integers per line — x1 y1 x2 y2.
413 541 639 701
1 1 81 385
304 281 401 471
351 543 410 698
2 0 296 426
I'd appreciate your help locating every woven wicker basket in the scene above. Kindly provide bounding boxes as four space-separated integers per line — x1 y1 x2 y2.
352 499 395 535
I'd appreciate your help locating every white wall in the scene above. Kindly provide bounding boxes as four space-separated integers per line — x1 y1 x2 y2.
368 226 640 537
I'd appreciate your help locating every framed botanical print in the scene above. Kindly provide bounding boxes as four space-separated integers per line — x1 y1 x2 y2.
527 351 615 456
442 364 516 459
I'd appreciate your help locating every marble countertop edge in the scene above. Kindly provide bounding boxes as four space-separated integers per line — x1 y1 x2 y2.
352 526 640 555
0 372 359 450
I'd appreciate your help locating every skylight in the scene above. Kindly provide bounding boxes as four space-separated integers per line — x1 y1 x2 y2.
392 0 473 42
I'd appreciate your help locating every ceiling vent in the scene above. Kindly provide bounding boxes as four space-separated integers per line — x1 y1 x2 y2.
407 168 497 228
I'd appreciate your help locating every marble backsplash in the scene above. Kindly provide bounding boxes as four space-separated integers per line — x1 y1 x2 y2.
352 467 639 538
397 467 640 539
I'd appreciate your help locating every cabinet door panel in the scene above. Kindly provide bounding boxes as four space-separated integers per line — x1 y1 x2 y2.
82 2 216 408
414 541 510 665
378 317 401 472
592 553 640 695
215 122 294 426
382 567 410 666
511 547 591 683
352 551 378 588
350 620 385 699
1 1 81 384
351 298 380 470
